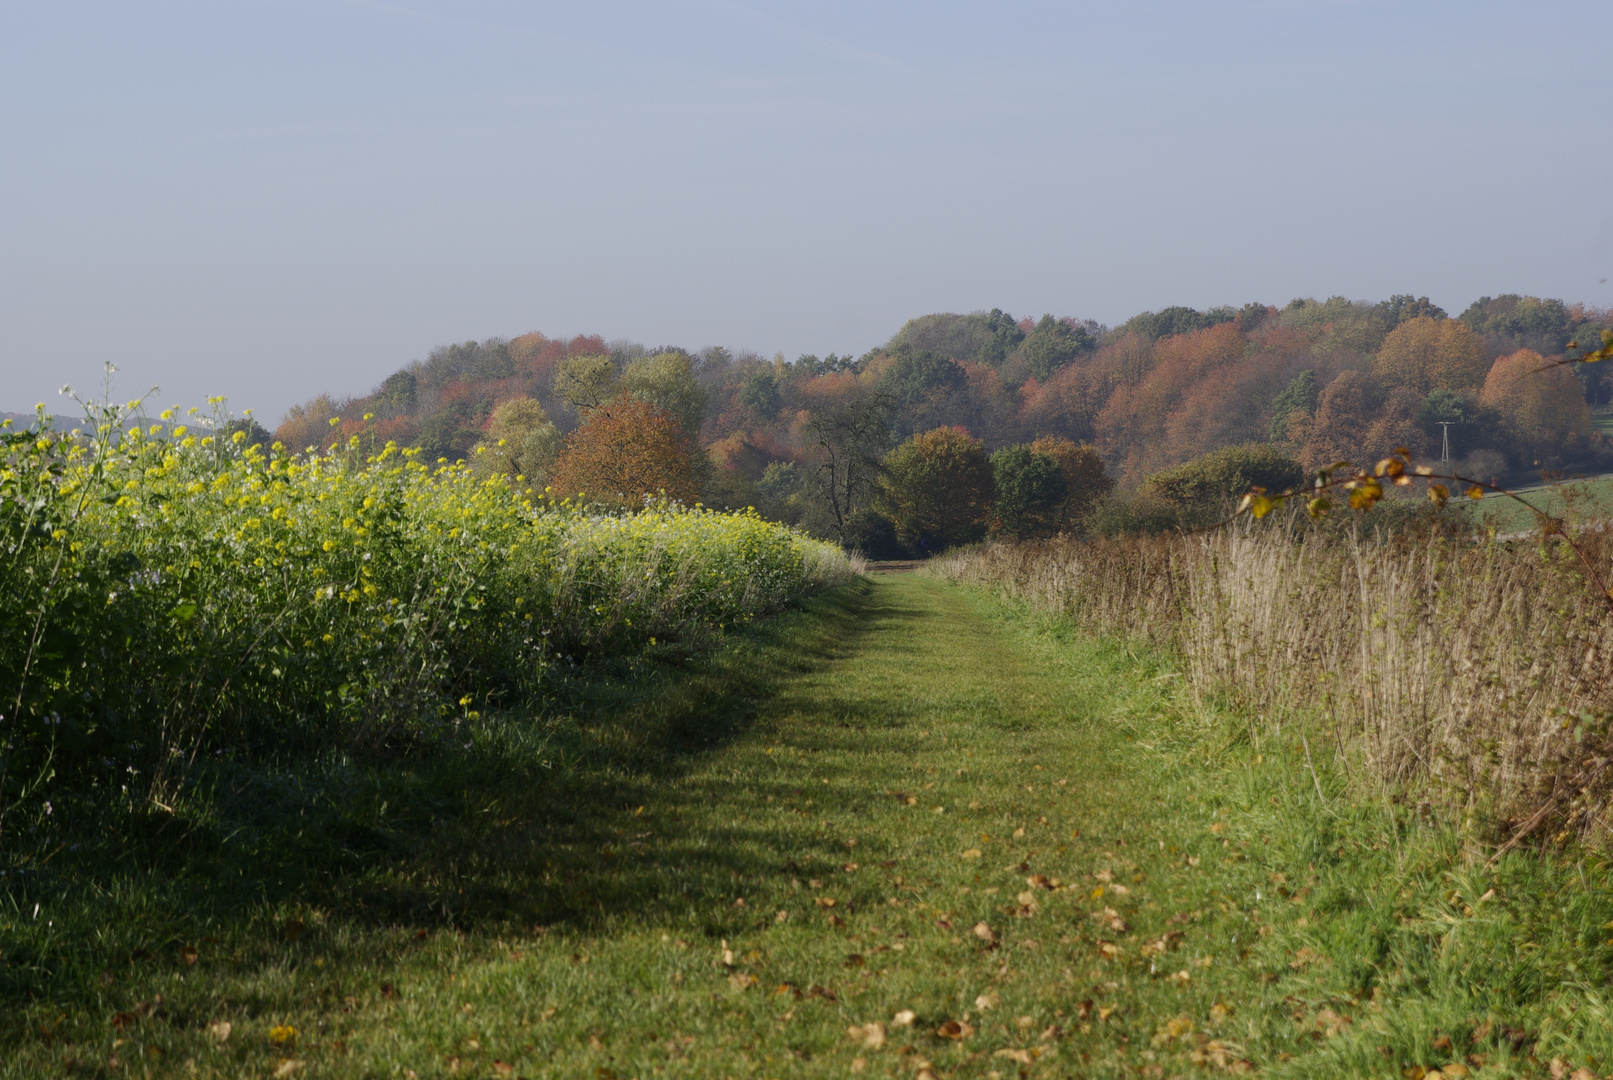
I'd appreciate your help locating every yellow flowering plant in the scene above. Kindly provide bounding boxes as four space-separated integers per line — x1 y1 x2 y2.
0 387 849 833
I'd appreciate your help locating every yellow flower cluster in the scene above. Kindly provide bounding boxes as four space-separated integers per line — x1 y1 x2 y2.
4 404 849 760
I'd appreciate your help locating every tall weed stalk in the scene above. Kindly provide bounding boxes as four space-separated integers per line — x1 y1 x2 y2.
931 525 1613 846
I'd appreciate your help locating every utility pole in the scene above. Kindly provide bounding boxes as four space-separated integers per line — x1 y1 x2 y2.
1437 421 1454 464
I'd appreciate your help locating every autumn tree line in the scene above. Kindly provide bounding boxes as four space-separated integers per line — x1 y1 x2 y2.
274 293 1613 556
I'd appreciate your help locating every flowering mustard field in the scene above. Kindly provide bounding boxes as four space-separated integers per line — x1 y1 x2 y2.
0 401 850 815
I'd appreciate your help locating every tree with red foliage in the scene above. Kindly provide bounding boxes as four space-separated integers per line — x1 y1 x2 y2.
548 394 700 507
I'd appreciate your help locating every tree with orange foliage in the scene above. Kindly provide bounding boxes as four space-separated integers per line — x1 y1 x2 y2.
1093 322 1246 482
548 394 700 507
1297 370 1376 470
1371 316 1489 396
274 393 345 453
1479 350 1594 459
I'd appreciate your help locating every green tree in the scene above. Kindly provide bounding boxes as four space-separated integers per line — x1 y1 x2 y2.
1459 295 1577 355
622 351 708 437
553 354 619 415
991 445 1066 539
878 427 994 552
737 368 782 422
1379 294 1447 324
474 397 561 488
1114 305 1237 342
1269 370 1319 440
1017 315 1093 380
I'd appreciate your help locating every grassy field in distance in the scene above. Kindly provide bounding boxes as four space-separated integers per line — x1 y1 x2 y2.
1459 472 1613 533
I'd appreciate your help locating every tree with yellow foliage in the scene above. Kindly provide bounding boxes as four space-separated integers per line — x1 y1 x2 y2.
1371 316 1489 396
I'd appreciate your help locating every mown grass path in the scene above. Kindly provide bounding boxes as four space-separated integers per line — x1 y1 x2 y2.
10 574 1603 1078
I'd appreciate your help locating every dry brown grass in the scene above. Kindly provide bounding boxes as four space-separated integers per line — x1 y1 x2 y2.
930 524 1613 846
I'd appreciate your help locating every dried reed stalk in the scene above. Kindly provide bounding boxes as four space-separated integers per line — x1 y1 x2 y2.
931 527 1613 843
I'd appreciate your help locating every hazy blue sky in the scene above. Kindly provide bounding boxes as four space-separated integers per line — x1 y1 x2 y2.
2 1 1610 422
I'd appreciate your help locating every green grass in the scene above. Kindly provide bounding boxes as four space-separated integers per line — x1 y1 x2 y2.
5 575 1612 1077
1459 472 1613 533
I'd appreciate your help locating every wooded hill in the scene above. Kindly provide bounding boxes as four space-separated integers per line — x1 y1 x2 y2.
273 294 1613 546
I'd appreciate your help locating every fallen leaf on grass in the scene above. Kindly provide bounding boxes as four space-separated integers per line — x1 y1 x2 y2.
892 1009 915 1026
492 1062 514 1076
961 848 983 860
728 973 757 990
1152 1014 1194 1046
1188 1040 1253 1072
936 1020 975 1040
994 1048 1034 1064
1140 932 1184 956
846 1022 886 1048
272 1061 304 1079
972 922 996 945
1209 1003 1234 1023
179 946 198 966
974 991 999 1011
1167 970 1191 985
1092 907 1127 933
207 1021 232 1043
815 897 837 908
1289 947 1321 970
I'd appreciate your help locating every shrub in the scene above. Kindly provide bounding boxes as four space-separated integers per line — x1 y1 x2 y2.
1085 490 1218 538
1143 443 1303 507
842 507 904 560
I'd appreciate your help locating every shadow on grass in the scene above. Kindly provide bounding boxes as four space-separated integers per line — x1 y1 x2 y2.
1 577 932 1007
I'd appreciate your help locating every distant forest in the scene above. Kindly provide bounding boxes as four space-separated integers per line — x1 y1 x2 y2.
273 294 1613 549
